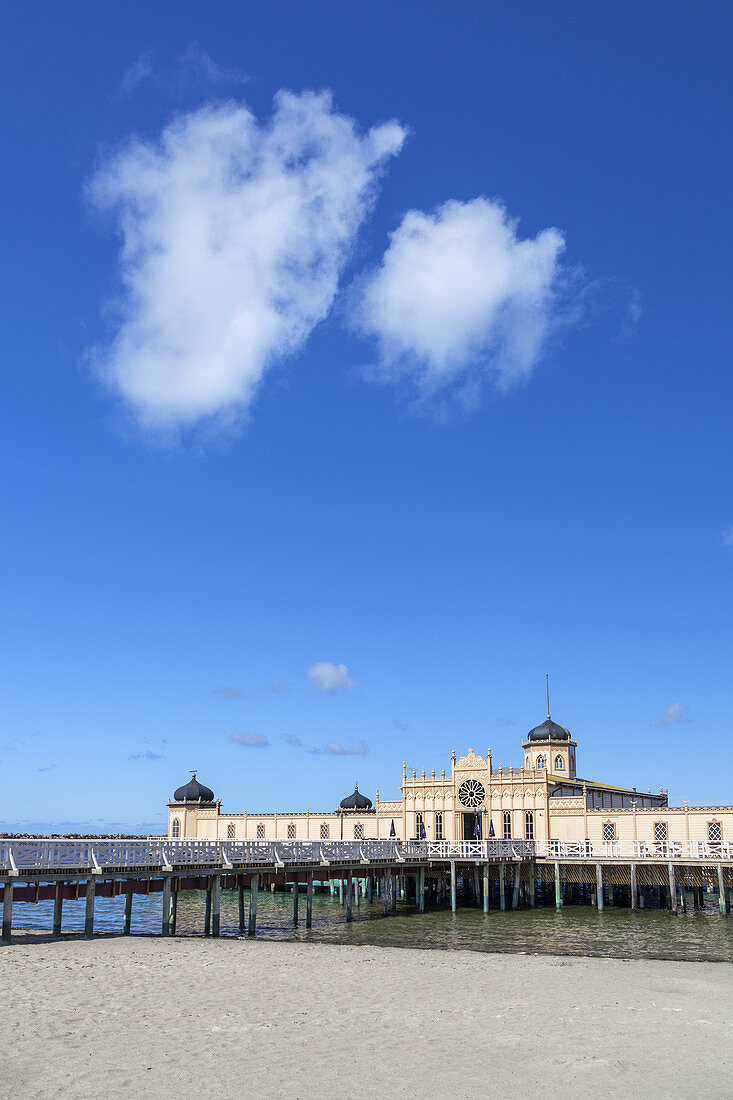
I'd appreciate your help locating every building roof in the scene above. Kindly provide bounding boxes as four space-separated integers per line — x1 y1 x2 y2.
525 717 572 742
172 772 215 803
339 784 373 811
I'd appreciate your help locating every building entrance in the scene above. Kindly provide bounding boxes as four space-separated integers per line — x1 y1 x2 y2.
462 813 481 841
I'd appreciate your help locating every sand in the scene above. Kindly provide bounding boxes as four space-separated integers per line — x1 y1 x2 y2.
0 934 730 1099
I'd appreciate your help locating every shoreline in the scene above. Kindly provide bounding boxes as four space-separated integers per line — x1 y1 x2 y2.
2 935 732 1098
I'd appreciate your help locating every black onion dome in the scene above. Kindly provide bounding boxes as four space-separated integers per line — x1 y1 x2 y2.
526 718 572 742
339 784 373 810
173 772 215 802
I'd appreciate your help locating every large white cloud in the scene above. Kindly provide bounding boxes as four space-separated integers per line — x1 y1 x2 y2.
89 90 405 428
306 662 355 693
358 198 565 397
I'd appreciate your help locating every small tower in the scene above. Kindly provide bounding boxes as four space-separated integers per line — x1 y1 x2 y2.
522 680 577 777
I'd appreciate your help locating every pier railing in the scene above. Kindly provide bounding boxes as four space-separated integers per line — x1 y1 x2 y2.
1 836 731 876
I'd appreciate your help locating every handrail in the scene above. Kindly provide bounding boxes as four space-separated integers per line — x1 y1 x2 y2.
0 836 731 874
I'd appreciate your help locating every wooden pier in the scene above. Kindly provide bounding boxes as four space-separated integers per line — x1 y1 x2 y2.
1 837 731 941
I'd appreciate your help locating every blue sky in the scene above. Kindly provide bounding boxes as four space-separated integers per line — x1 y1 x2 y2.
1 2 732 832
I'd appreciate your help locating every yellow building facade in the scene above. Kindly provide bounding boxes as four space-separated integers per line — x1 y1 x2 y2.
168 714 732 851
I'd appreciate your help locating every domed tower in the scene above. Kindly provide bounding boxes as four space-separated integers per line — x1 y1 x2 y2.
338 783 374 812
168 772 217 839
522 680 577 777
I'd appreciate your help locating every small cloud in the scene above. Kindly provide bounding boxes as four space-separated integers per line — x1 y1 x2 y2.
117 51 154 97
310 739 368 756
393 718 409 731
307 662 356 694
720 527 733 551
619 288 642 339
37 764 58 773
261 680 289 696
659 702 692 726
282 732 303 748
230 731 268 748
212 685 245 700
495 717 515 727
179 43 248 88
0 740 20 753
129 750 167 761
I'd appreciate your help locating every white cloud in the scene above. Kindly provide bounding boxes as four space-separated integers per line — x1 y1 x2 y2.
358 197 565 400
89 90 405 430
310 739 368 756
230 731 269 748
720 527 733 551
129 750 166 761
306 662 355 693
660 702 692 726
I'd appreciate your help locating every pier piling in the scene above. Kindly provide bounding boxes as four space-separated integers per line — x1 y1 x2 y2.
248 873 259 936
306 871 313 928
84 878 95 939
2 882 13 942
53 893 63 936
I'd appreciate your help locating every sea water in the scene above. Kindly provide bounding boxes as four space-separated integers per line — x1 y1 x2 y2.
11 889 733 962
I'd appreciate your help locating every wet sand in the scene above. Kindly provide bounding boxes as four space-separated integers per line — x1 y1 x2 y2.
1 933 730 1098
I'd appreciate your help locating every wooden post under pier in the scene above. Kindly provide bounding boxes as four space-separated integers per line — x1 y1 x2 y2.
238 884 245 932
53 892 63 936
84 878 95 939
482 864 489 914
171 889 178 935
512 864 520 910
292 880 299 925
248 873 259 936
450 861 457 913
2 882 13 943
554 861 562 909
211 874 221 937
123 890 133 934
595 863 604 911
204 883 212 935
528 864 536 908
306 871 313 928
346 871 353 921
162 876 172 937
668 863 678 915
499 863 506 911
718 864 729 916
630 863 638 910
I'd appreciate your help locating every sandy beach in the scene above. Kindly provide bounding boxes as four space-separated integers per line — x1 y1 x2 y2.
0 935 730 1099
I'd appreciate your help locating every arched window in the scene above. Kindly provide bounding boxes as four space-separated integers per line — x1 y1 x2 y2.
537 756 545 770
171 818 180 839
320 822 329 840
435 811 443 840
525 756 531 769
524 811 534 840
502 811 512 839
415 811 423 840
287 822 296 839
256 823 265 839
554 755 564 770
354 823 363 840
227 822 235 839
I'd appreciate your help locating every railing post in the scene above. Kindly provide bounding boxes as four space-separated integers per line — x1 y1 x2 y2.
450 861 457 913
554 861 562 909
123 889 133 934
1 882 13 943
630 863 638 911
248 873 259 936
53 891 63 936
717 864 729 916
306 871 313 928
162 876 172 937
84 878 95 939
482 864 489 914
596 863 604 911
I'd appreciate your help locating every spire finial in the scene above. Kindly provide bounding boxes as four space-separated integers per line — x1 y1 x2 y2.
191 769 197 779
546 673 550 719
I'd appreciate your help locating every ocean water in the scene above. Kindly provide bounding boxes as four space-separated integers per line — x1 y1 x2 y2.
11 887 733 962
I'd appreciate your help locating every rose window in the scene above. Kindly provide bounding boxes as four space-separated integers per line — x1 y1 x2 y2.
458 779 485 808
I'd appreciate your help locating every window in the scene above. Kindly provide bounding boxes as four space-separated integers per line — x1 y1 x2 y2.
554 755 564 771
415 811 424 839
603 822 616 842
537 756 545 770
354 823 363 840
503 811 512 839
320 822 329 840
524 811 534 840
256 823 265 839
525 756 531 769
708 821 722 844
227 822 235 839
171 818 180 839
653 821 668 843
435 811 443 840
287 823 296 839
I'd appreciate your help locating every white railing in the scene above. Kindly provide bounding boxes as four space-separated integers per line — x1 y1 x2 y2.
1 837 731 875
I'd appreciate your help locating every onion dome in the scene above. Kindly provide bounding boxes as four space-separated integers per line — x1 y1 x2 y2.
339 783 373 810
173 772 215 802
526 718 572 742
